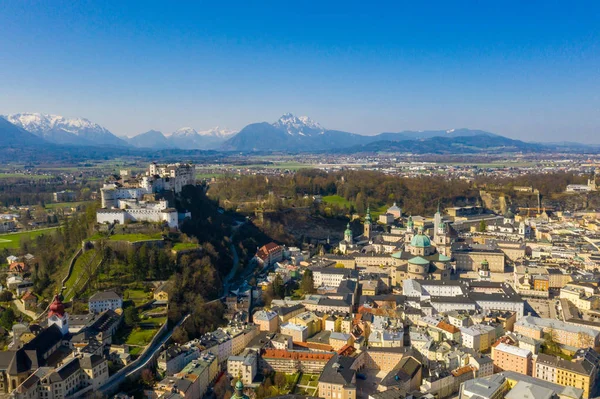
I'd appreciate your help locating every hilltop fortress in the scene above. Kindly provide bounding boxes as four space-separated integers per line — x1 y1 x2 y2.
96 162 194 228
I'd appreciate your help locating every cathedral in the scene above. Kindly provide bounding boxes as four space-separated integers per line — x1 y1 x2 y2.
392 226 452 282
337 206 454 284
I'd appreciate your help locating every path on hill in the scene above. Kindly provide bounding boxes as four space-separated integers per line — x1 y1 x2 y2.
13 298 37 319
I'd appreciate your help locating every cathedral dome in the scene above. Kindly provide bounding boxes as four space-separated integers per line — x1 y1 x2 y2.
410 233 431 248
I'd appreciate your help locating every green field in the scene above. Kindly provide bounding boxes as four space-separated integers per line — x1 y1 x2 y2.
63 249 98 300
0 173 51 180
0 227 60 250
196 173 227 179
322 195 352 207
172 242 201 251
129 346 143 356
109 233 163 242
141 316 167 327
125 328 159 346
370 204 390 219
124 289 152 306
299 374 319 386
46 201 94 209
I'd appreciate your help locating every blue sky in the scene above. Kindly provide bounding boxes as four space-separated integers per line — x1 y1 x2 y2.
0 1 599 142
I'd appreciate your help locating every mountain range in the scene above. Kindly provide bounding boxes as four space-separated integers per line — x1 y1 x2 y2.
1 113 237 150
1 111 597 154
221 113 503 152
3 113 127 147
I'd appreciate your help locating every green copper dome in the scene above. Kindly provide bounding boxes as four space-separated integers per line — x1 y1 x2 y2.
410 233 431 248
408 256 430 265
232 379 249 399
438 254 451 262
344 223 352 235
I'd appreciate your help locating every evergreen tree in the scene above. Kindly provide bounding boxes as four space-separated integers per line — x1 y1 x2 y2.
272 274 285 299
300 270 315 294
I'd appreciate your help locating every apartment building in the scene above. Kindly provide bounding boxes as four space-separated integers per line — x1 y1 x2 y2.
260 349 333 374
514 316 600 348
227 350 258 385
318 355 357 399
253 310 279 333
491 343 532 375
311 268 358 288
535 350 599 399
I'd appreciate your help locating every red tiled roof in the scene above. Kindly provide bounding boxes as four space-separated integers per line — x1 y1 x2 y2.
492 336 513 347
337 344 356 356
452 365 475 377
9 262 28 273
263 242 282 253
437 321 460 334
262 349 333 361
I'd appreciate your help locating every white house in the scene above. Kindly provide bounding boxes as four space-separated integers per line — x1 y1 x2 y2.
88 291 123 313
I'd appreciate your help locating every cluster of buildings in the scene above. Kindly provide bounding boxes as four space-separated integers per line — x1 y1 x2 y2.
96 162 194 228
154 323 260 398
192 200 600 399
0 295 123 398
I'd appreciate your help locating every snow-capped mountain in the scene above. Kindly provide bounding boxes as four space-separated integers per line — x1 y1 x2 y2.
272 113 325 136
161 126 236 149
169 127 199 138
3 113 126 147
197 126 238 138
223 113 367 151
0 117 46 147
222 113 502 151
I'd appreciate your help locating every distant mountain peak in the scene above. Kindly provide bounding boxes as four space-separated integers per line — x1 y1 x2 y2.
5 112 106 135
171 127 199 137
3 112 126 147
197 126 238 138
273 113 324 136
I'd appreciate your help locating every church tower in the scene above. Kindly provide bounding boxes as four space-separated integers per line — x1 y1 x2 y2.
364 206 372 239
48 295 69 335
406 215 414 233
344 223 353 243
478 259 491 281
589 169 597 191
434 204 442 239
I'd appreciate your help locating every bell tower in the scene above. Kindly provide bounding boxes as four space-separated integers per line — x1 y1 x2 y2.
589 169 597 191
48 294 69 335
364 206 372 239
344 223 353 243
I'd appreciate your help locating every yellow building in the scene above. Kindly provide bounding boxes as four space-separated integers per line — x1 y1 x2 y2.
290 311 322 338
560 284 600 311
535 351 598 399
329 332 355 351
154 282 170 302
